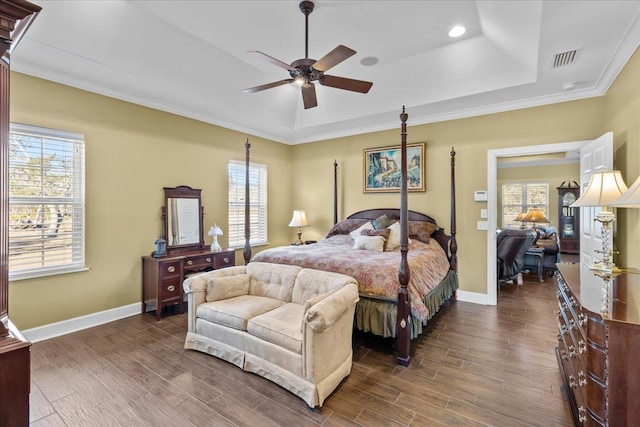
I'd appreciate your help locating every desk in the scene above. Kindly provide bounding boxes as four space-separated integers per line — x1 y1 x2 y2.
524 247 544 282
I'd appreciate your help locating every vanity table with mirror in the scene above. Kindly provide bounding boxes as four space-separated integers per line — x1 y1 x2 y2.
555 262 640 426
142 186 235 320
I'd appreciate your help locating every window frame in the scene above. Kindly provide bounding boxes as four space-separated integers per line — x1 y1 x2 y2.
228 159 268 248
501 182 549 229
8 123 86 280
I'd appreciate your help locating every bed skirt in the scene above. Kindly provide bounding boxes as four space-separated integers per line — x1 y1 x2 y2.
354 270 458 339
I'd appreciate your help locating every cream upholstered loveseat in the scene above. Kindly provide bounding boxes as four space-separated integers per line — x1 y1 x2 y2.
183 261 359 408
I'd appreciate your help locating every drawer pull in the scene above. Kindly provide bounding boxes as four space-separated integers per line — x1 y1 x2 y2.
187 260 193 266
206 257 212 262
578 406 587 423
560 349 568 360
569 296 578 307
568 375 577 388
568 319 576 330
167 266 176 273
578 371 587 387
578 313 587 326
223 257 230 263
167 285 176 292
568 345 577 357
578 339 587 355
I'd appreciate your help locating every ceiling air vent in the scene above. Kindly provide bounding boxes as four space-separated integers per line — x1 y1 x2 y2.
553 49 579 68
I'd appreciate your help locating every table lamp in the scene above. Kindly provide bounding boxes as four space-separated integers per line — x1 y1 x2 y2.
611 175 640 207
514 212 527 229
571 170 628 271
208 224 223 252
288 210 309 245
521 208 550 246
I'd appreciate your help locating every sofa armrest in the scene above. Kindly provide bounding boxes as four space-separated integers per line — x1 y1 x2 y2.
305 283 359 332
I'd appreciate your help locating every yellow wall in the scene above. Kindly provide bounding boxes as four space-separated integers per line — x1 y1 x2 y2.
8 73 293 329
497 163 580 229
8 45 640 329
292 100 605 294
604 47 640 268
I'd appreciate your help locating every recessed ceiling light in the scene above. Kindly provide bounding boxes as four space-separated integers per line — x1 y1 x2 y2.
360 56 379 66
448 25 466 38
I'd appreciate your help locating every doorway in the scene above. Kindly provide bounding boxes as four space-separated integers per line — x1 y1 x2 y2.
486 140 590 305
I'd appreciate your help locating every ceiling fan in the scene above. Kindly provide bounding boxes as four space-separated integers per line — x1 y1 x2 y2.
244 0 373 109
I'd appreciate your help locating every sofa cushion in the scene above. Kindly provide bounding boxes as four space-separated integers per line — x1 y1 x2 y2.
291 268 358 305
248 303 304 354
206 274 250 302
246 262 302 302
196 295 285 331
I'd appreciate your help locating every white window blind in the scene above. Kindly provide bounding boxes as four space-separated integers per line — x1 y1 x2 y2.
502 182 549 228
228 160 267 247
8 123 86 280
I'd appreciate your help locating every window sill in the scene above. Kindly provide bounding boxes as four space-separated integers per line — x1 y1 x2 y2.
228 242 270 250
9 267 90 282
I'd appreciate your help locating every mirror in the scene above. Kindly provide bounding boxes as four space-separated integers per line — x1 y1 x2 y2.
162 186 204 252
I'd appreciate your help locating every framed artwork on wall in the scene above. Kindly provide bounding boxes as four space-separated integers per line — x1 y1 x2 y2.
363 142 426 192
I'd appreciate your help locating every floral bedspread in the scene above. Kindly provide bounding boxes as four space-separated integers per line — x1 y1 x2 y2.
252 234 450 322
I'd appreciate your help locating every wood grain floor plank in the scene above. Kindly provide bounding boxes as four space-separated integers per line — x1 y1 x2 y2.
29 273 572 426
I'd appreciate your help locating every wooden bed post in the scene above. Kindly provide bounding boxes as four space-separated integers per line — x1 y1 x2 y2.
450 147 458 273
243 139 252 265
397 107 411 366
333 160 338 225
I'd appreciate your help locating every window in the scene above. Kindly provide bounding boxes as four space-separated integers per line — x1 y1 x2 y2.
8 123 85 280
228 160 267 247
502 182 549 228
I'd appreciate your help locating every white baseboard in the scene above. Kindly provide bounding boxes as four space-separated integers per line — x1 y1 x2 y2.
23 302 141 343
456 290 491 305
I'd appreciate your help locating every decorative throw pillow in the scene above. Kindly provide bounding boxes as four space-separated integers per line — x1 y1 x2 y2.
408 221 439 243
361 228 391 250
206 274 250 302
372 214 395 230
385 221 402 251
353 234 385 252
349 221 374 241
326 218 369 237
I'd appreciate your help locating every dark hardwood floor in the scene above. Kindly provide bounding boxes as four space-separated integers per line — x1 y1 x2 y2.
29 271 573 426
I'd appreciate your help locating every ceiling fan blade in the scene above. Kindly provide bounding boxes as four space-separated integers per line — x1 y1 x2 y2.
301 83 317 109
319 75 373 93
247 51 296 72
312 45 356 72
244 79 294 93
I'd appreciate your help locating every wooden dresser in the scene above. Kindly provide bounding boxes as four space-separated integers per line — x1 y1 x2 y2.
142 248 235 320
555 262 640 426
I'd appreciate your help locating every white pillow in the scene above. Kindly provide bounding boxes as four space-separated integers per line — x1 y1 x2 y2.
353 235 385 252
349 221 374 241
385 221 401 251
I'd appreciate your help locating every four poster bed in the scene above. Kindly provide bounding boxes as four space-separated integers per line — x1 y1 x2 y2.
242 108 458 365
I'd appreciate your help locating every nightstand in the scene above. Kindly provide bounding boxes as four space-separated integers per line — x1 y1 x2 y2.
142 248 235 320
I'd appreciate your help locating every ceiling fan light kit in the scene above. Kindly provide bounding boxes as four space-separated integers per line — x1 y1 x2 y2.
244 0 373 109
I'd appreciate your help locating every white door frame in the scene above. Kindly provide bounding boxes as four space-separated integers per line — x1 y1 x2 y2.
486 140 590 305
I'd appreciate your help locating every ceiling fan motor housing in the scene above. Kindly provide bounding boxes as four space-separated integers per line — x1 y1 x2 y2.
299 1 314 16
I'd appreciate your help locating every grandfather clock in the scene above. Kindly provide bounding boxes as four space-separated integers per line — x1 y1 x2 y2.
0 1 42 425
557 182 580 254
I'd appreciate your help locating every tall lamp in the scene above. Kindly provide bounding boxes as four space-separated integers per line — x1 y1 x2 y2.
571 170 628 271
521 208 550 246
288 210 309 246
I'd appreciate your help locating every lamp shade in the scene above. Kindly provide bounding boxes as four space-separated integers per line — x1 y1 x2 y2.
514 212 526 222
571 170 628 207
288 210 309 227
521 208 550 224
610 175 640 207
208 224 223 236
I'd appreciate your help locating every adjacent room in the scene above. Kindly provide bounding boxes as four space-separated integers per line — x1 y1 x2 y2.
1 1 639 426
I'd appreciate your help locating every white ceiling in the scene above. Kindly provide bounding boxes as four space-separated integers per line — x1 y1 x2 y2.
12 1 640 144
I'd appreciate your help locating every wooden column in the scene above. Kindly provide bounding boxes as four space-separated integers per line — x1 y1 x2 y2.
243 139 252 265
397 107 411 366
0 2 43 424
